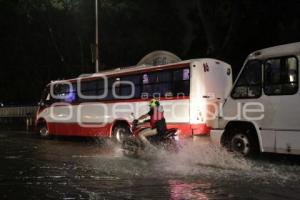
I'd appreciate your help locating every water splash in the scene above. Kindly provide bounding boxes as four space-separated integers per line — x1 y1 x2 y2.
149 140 300 184
39 136 300 185
154 140 252 176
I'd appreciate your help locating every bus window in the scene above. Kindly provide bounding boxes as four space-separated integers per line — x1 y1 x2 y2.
121 75 142 99
113 78 121 97
142 71 173 98
95 79 107 100
183 69 190 80
157 71 172 97
105 78 117 100
65 83 76 103
52 83 76 103
264 56 298 95
157 71 172 82
142 73 155 96
142 74 149 84
80 81 97 97
173 68 190 96
231 60 262 99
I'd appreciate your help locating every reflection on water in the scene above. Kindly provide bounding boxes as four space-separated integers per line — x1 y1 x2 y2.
0 131 300 199
169 180 210 200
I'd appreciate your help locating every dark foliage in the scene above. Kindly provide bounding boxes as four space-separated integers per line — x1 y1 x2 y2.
0 0 300 104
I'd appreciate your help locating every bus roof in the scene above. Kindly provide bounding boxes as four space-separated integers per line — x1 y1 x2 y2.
248 41 300 60
49 58 229 85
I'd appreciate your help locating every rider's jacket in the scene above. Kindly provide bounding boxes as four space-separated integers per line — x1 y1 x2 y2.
148 105 166 134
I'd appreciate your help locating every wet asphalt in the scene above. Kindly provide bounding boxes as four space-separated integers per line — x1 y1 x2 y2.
0 131 300 200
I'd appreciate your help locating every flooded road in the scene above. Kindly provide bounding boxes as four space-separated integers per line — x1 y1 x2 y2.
0 131 300 200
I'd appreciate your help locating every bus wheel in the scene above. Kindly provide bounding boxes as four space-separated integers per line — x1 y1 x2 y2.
228 128 259 157
112 124 130 143
37 122 49 138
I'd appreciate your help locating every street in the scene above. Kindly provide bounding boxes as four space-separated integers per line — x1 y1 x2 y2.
0 131 300 200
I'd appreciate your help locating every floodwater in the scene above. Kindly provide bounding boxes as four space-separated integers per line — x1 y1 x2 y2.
0 131 300 200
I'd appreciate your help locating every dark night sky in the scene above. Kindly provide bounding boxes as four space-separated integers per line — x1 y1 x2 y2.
1 0 300 104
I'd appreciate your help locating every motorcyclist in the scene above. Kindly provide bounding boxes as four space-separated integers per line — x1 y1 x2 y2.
136 98 167 149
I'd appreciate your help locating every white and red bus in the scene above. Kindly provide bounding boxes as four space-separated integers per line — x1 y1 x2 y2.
36 59 232 141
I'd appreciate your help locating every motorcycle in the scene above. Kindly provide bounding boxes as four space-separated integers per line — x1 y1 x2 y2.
122 115 180 157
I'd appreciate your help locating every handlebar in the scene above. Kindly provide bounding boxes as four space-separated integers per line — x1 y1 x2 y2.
132 119 150 129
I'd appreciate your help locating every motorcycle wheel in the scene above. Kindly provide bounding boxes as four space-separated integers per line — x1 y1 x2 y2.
122 138 142 158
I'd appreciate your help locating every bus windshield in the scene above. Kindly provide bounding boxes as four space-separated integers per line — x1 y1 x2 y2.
231 60 262 99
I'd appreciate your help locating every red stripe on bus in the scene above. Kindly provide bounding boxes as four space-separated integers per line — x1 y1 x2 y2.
46 122 210 138
47 122 113 137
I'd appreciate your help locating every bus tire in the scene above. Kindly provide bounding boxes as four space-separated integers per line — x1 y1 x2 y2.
225 126 259 157
37 121 50 138
112 124 130 143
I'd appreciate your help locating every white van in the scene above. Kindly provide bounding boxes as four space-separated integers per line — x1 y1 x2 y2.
211 42 300 156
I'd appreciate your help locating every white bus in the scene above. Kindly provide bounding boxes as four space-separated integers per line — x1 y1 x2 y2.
211 42 300 156
36 59 232 141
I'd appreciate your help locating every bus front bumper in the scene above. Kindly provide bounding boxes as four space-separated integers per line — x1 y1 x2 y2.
209 129 224 147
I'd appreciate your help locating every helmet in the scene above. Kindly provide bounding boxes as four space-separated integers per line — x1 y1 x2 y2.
149 98 159 108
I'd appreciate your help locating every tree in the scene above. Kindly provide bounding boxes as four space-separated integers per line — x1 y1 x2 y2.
172 0 242 59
